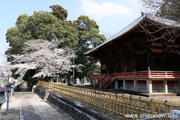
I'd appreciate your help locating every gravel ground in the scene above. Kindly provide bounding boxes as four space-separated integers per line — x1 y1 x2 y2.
154 96 180 105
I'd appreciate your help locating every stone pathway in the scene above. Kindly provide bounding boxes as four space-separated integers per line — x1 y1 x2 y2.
0 83 71 120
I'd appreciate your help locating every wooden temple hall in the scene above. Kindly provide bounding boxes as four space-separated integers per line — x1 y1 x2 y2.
85 13 180 95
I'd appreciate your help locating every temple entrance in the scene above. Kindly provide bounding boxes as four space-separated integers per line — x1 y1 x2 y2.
118 80 123 88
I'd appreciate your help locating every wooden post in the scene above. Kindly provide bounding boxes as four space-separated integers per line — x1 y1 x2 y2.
115 80 118 89
130 95 133 115
109 93 111 115
100 82 102 89
98 92 100 111
122 95 125 116
134 79 136 91
178 80 180 93
94 82 96 88
150 99 155 114
123 80 126 90
148 69 151 78
139 97 142 115
164 80 168 93
148 80 152 94
115 94 118 118
91 90 93 108
104 93 106 113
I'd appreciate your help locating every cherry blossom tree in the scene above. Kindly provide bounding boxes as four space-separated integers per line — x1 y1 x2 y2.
11 39 75 79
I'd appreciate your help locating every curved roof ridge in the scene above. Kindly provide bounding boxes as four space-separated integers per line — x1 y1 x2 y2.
85 13 180 55
85 15 145 55
145 14 180 27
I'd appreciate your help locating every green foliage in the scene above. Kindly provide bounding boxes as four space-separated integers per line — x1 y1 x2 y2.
73 16 106 79
6 11 78 58
7 6 106 83
23 69 38 89
157 0 180 21
49 5 68 21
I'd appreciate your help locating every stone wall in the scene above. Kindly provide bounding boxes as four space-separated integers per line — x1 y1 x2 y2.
34 86 46 99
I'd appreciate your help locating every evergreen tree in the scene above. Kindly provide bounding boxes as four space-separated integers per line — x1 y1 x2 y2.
73 16 106 79
49 5 68 21
6 11 78 59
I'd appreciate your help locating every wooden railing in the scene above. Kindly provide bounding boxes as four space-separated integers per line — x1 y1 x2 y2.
149 71 180 79
89 74 107 79
94 74 108 88
38 81 49 89
115 71 149 79
38 81 180 119
89 71 180 80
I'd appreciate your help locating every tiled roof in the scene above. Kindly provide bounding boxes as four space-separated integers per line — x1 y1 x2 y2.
85 13 180 55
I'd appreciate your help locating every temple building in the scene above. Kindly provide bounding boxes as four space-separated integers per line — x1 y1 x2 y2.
85 13 180 95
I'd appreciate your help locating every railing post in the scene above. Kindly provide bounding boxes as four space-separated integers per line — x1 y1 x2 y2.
139 97 142 115
112 93 115 117
150 99 155 114
94 90 97 110
165 71 168 78
109 93 111 115
49 82 50 90
86 89 88 106
130 95 133 115
100 82 102 89
104 92 106 113
164 100 169 120
115 94 118 118
148 70 151 78
98 91 101 111
122 94 125 116
90 90 93 107
164 100 168 113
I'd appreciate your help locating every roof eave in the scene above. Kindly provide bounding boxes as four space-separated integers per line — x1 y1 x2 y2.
85 15 145 56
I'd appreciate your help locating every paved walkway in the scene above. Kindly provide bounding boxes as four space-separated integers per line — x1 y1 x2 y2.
0 83 71 120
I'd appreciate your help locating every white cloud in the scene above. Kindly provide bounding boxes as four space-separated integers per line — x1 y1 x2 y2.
81 0 133 19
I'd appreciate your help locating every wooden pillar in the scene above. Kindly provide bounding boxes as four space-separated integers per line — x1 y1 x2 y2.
115 80 118 89
123 79 126 89
134 80 137 91
178 80 180 93
148 79 152 94
146 79 149 93
164 80 168 93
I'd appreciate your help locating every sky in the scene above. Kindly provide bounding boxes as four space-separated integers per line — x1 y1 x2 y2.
0 0 142 66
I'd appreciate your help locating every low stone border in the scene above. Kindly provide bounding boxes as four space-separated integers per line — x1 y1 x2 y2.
34 86 112 120
34 86 46 99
